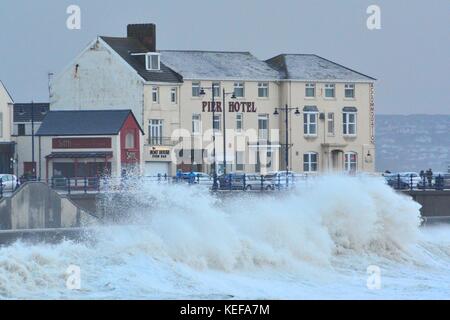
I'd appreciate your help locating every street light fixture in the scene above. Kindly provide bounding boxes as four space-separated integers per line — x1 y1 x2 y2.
199 84 218 190
273 105 301 186
200 85 237 188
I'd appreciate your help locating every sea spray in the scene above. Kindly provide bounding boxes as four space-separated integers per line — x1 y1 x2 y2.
0 175 441 299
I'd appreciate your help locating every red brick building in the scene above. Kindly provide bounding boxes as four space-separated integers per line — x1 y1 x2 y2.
36 110 143 179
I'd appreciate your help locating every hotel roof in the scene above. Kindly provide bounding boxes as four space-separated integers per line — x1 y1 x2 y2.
100 36 182 83
159 50 281 81
266 54 376 82
36 110 143 136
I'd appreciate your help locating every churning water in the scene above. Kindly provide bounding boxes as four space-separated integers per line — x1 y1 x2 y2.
1 175 449 299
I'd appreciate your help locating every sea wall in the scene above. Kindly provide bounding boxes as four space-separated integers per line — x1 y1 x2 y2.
404 190 450 218
0 182 97 230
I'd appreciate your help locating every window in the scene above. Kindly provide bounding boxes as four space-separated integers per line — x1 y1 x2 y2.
258 114 269 140
236 151 245 171
149 119 163 145
343 110 357 135
324 84 335 98
236 113 243 132
305 83 316 98
146 53 160 71
345 152 358 172
327 113 335 135
125 132 135 149
192 82 201 97
304 153 318 172
152 87 159 103
345 84 355 98
192 114 201 134
258 82 269 98
171 88 177 104
18 124 26 136
213 114 221 132
212 82 221 97
303 112 318 136
234 82 245 98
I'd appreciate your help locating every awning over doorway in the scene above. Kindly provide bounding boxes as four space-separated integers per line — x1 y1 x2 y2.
46 152 113 159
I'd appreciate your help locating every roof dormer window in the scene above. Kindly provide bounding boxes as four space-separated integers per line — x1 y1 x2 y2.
146 52 160 71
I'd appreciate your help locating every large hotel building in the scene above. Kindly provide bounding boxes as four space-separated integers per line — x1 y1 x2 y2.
46 23 376 178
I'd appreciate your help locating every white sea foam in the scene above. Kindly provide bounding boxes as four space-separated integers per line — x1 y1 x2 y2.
1 175 449 300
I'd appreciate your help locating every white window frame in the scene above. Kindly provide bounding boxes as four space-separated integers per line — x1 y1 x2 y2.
192 113 202 135
327 112 335 136
212 82 221 97
258 114 269 140
258 82 269 98
344 152 358 172
146 53 161 71
305 83 316 98
149 119 163 145
343 111 357 136
234 82 245 98
213 114 221 132
324 83 335 98
303 112 318 136
345 84 355 99
152 86 159 103
236 113 243 132
170 87 177 104
192 82 201 97
125 132 135 149
304 152 318 173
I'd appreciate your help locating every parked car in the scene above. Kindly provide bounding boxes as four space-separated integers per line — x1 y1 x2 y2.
242 173 274 191
181 172 212 183
264 171 297 188
384 172 421 189
218 172 246 190
399 172 421 188
0 174 20 192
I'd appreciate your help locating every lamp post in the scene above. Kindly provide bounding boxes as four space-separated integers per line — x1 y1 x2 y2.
274 105 300 186
222 88 236 175
200 84 218 190
31 101 35 180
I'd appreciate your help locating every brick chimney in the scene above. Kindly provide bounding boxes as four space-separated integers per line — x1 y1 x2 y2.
127 23 156 52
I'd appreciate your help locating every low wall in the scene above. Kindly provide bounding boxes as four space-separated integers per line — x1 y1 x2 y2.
404 190 450 218
0 182 97 230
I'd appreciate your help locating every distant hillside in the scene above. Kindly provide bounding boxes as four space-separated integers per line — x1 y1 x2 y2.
376 115 450 173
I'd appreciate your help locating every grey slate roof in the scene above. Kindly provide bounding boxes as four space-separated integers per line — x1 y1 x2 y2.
100 37 182 83
266 54 376 82
14 103 50 123
36 110 143 136
159 50 280 81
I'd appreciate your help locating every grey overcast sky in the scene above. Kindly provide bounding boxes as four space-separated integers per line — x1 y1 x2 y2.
0 0 448 114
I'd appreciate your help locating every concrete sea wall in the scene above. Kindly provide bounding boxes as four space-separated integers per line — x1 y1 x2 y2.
0 182 97 231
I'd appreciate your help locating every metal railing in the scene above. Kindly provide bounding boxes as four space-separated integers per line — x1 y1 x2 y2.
147 137 181 146
385 174 450 191
2 173 448 198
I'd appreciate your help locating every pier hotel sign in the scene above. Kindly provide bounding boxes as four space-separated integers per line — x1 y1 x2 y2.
202 101 257 113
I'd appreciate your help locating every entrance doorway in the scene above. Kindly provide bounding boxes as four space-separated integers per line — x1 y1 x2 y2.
331 150 343 171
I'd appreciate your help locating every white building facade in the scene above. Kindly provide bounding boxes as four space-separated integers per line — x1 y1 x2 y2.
50 23 376 177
